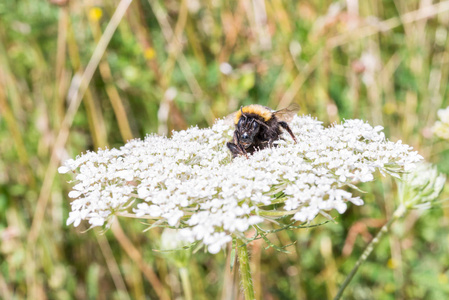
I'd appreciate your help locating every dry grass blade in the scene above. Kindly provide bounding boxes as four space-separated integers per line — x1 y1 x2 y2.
0 42 36 187
278 51 323 109
0 82 34 187
28 0 133 244
111 220 170 300
148 0 214 124
328 0 449 47
95 234 131 300
88 8 134 142
0 272 12 300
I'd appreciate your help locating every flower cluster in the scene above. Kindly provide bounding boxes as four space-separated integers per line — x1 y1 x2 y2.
433 106 449 140
397 163 446 211
60 115 422 253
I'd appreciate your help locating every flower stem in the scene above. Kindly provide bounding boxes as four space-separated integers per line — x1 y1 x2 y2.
333 204 407 300
258 209 297 217
179 267 193 300
237 238 255 300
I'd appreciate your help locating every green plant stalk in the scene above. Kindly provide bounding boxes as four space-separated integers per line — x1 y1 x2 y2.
237 238 255 300
257 209 297 217
179 267 193 300
333 204 407 300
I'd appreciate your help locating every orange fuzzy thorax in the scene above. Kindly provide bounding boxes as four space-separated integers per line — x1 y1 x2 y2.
234 105 273 124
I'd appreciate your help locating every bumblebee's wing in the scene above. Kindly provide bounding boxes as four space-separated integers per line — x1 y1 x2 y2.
273 103 300 122
223 110 238 126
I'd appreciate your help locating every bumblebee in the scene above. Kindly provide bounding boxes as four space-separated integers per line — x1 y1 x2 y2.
226 104 299 158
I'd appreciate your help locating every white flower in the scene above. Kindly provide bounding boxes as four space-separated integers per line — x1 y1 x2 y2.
60 115 423 254
219 62 233 75
398 163 446 210
58 166 71 174
359 52 380 86
433 106 449 140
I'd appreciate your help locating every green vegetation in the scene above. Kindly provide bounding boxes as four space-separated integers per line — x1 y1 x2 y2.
1 0 448 299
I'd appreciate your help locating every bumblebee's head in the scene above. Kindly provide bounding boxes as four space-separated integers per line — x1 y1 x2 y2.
237 110 262 148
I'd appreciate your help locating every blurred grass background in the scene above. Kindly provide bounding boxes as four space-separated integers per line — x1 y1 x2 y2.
1 0 449 299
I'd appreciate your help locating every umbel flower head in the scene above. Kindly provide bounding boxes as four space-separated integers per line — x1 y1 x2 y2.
432 106 449 140
397 163 446 211
59 115 422 254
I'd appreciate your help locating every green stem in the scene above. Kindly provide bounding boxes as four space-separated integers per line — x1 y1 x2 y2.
257 209 297 217
179 267 192 300
237 238 255 300
334 204 407 300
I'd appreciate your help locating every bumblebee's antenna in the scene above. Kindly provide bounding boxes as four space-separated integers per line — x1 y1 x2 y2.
253 118 269 128
240 107 247 119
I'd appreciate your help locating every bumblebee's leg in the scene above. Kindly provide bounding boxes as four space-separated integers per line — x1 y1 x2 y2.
260 140 270 149
228 131 248 158
279 121 297 143
227 142 245 158
234 131 249 157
